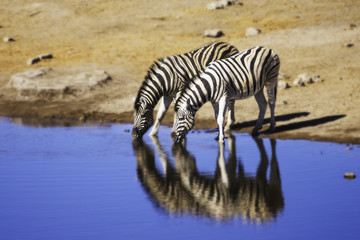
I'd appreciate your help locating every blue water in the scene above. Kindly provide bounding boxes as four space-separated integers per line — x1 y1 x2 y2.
0 117 359 240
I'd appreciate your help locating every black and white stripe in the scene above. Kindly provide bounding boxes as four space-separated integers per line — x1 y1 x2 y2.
172 46 280 143
132 42 239 139
133 134 284 222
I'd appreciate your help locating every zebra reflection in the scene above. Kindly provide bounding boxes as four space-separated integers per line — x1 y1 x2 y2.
132 136 284 222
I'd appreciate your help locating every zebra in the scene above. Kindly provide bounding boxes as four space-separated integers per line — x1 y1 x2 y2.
172 46 280 143
132 42 239 139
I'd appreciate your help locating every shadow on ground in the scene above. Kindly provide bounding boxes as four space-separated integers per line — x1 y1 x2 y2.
231 112 310 130
231 112 346 135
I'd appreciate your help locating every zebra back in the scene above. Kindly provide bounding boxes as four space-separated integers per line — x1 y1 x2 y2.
134 42 239 110
175 46 280 111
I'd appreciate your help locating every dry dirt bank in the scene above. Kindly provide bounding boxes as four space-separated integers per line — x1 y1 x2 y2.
0 0 359 144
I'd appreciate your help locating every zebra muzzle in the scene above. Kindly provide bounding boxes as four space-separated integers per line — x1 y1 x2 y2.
132 128 143 139
171 131 185 143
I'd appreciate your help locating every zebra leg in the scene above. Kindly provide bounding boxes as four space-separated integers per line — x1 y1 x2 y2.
211 102 219 120
149 96 172 136
225 99 235 132
267 87 277 131
217 96 228 143
253 90 267 135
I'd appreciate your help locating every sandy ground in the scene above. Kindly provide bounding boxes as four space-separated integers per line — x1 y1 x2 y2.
0 0 359 144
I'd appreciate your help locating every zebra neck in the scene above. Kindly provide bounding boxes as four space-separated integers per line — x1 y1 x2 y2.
138 61 175 109
184 78 211 112
137 87 162 109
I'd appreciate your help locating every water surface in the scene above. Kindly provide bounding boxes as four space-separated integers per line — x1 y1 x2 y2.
0 117 359 240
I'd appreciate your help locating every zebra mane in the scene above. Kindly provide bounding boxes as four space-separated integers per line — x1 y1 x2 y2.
134 58 166 110
174 77 199 112
145 57 165 80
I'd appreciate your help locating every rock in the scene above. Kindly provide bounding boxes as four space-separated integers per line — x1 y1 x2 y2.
293 73 313 86
38 53 53 59
312 75 323 83
344 172 356 180
278 72 290 80
3 37 15 42
245 27 261 37
27 57 41 65
7 68 112 100
349 23 357 29
204 29 224 38
229 0 243 5
300 73 313 84
293 77 305 87
26 53 53 65
207 1 226 10
277 80 290 89
207 0 242 10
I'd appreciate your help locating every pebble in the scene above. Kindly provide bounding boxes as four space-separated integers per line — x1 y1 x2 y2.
26 53 53 65
204 29 224 38
293 73 324 86
344 172 356 180
293 77 305 87
207 0 242 10
245 27 261 37
27 57 41 65
207 1 226 10
38 53 53 60
3 37 15 42
312 75 323 83
277 80 290 89
278 72 290 80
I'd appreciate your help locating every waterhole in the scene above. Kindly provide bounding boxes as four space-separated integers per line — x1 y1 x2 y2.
0 117 359 240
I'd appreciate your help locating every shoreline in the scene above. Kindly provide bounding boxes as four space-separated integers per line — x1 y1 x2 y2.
1 109 358 145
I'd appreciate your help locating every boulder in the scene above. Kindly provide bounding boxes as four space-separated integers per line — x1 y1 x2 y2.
7 68 112 100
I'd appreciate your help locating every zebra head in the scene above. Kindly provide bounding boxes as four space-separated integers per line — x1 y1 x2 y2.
171 99 195 143
132 98 154 139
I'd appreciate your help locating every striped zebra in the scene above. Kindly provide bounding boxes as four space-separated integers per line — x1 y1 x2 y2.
172 46 280 143
132 42 239 139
